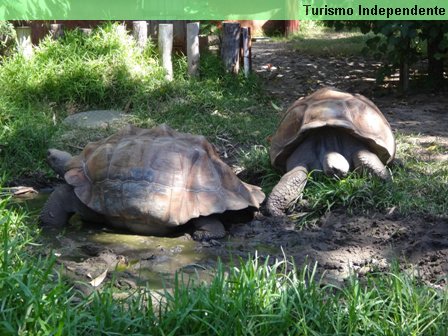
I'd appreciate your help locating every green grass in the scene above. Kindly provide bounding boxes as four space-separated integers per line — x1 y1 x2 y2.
287 22 376 57
1 197 447 335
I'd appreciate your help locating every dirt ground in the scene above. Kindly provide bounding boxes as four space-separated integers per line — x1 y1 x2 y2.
34 40 448 291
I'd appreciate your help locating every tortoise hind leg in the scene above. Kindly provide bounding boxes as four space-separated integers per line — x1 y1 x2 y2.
353 149 391 180
191 216 226 241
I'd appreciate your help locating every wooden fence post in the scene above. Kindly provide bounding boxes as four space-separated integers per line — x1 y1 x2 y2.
80 28 92 36
187 22 200 77
50 23 64 39
221 22 241 74
241 27 251 77
15 26 33 59
132 21 148 50
158 24 174 81
114 24 127 43
285 20 300 37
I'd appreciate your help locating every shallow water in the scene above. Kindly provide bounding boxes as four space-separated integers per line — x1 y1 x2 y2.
19 192 216 289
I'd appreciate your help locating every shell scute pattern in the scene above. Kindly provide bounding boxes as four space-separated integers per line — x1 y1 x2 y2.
270 87 395 172
63 124 264 227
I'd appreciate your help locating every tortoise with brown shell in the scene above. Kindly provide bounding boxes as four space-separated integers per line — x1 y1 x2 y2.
40 124 265 240
267 87 395 216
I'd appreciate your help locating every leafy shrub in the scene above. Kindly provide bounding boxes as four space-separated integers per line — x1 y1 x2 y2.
0 23 165 112
0 21 15 57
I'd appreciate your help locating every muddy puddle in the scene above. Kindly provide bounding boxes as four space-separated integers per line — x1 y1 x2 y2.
18 193 218 291
44 226 209 289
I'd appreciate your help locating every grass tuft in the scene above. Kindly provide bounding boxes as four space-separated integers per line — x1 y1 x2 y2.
287 23 376 57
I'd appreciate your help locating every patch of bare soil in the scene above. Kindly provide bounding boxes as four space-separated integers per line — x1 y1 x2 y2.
35 41 447 291
213 212 447 287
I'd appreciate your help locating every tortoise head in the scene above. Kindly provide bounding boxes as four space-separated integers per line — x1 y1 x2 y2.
47 148 73 177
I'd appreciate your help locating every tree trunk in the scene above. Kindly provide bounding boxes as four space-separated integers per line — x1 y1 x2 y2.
399 37 410 93
427 26 446 85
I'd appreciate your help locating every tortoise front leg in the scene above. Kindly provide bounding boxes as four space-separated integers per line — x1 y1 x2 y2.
266 166 309 216
39 184 77 227
40 184 104 228
353 149 391 180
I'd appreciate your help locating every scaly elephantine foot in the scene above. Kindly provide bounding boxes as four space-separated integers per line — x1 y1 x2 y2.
39 184 76 227
191 216 226 241
266 166 309 216
354 149 391 181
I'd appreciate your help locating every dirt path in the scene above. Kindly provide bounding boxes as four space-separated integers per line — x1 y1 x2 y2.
39 41 448 290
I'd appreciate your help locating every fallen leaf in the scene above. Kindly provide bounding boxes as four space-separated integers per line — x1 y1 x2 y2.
89 269 108 287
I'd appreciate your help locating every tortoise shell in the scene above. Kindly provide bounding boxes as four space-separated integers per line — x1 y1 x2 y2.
270 87 396 172
63 124 265 227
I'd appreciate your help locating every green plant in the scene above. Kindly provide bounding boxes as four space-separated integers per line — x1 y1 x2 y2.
0 21 15 57
199 21 220 35
237 144 280 192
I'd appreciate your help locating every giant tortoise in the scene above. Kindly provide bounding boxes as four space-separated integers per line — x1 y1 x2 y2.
266 87 395 216
40 124 265 240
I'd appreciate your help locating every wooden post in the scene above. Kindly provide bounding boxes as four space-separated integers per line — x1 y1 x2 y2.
15 26 33 59
427 26 446 85
186 22 200 77
50 23 64 39
241 27 251 77
221 22 241 74
114 24 127 39
158 24 173 81
80 28 92 36
285 0 299 37
399 58 409 93
285 20 299 37
132 21 148 50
